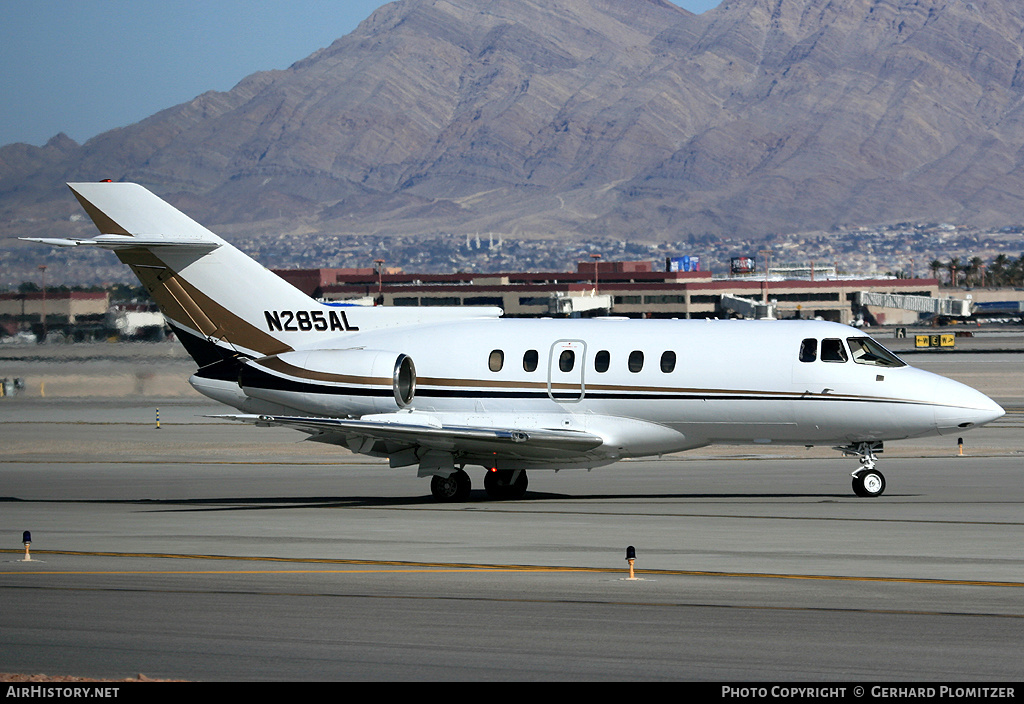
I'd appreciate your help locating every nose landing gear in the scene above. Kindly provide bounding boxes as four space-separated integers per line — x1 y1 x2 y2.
836 441 886 498
852 467 886 497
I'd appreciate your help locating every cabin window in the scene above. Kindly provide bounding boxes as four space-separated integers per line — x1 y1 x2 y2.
558 349 576 372
523 349 538 372
821 338 848 363
628 350 644 373
847 337 905 368
660 351 676 373
488 349 504 372
799 338 817 362
594 350 610 373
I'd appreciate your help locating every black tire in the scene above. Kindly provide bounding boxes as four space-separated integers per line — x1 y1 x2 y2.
483 469 528 500
430 469 472 502
852 469 885 498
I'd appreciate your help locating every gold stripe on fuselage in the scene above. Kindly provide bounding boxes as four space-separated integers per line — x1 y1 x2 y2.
252 355 389 386
249 360 920 405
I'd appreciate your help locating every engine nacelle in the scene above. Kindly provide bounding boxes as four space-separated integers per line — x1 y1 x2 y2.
239 348 416 416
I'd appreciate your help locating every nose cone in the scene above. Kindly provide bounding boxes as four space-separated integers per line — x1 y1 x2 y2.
933 382 1005 436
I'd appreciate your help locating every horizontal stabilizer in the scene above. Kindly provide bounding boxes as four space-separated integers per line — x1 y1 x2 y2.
65 182 222 241
20 234 221 252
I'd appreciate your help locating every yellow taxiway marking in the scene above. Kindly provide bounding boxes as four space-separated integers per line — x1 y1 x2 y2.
2 549 1023 587
1 570 499 575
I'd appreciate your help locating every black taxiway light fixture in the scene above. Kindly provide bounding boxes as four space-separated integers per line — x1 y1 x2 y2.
625 545 636 579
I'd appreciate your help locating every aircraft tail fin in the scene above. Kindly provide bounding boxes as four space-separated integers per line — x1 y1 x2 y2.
24 183 328 363
22 182 501 367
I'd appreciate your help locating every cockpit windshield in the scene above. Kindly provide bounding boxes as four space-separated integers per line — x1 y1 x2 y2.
847 337 906 368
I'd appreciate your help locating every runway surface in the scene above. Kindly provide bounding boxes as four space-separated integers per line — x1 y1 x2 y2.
1 344 1022 681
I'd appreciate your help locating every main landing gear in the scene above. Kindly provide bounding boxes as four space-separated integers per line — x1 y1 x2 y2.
429 468 529 502
430 469 471 502
483 469 528 500
837 441 886 498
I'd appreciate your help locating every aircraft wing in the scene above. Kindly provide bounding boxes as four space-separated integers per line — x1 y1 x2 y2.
215 413 605 468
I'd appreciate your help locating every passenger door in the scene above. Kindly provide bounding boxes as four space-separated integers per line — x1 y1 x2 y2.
547 339 586 402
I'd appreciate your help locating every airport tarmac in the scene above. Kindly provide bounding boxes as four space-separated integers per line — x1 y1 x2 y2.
1 344 1022 681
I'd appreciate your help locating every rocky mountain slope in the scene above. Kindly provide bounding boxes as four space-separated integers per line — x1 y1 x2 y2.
4 0 1024 252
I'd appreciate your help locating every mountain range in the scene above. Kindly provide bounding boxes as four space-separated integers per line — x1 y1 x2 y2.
4 0 1024 255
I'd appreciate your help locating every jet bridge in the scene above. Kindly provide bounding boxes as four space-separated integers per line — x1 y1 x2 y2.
855 292 973 317
719 294 776 320
550 292 612 316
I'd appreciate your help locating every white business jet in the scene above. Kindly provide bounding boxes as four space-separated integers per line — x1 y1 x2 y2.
24 182 1005 501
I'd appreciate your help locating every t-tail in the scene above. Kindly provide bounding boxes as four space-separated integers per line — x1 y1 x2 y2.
22 181 501 370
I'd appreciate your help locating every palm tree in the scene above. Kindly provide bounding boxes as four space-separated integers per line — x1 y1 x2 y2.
967 256 984 286
948 257 961 287
991 254 1010 287
1013 254 1024 287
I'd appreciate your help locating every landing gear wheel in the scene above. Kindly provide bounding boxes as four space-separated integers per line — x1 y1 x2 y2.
837 442 886 497
430 469 472 502
484 469 528 500
852 469 885 498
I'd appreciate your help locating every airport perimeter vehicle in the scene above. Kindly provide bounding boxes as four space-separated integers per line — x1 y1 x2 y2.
24 182 1005 500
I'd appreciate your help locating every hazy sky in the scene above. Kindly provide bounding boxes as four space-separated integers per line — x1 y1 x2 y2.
0 0 721 148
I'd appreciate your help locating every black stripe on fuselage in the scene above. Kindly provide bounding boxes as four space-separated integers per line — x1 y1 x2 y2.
240 367 384 397
170 322 252 382
237 364 923 406
170 321 251 368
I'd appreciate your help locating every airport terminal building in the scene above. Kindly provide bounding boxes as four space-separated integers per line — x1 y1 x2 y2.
276 262 944 325
0 291 109 340
3 262 1001 343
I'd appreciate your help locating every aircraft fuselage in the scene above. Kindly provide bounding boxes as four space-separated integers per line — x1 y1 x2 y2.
195 317 1002 470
